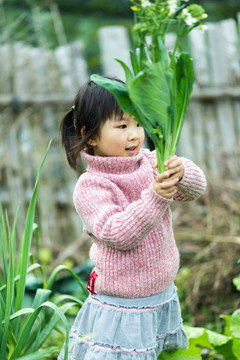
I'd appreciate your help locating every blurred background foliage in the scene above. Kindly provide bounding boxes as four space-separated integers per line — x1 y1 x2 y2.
5 0 240 19
2 0 240 73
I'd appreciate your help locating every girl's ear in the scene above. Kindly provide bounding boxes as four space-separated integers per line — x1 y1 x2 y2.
80 126 85 137
87 138 97 146
81 126 97 146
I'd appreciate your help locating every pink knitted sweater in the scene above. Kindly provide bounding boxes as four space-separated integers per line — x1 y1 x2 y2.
73 148 206 298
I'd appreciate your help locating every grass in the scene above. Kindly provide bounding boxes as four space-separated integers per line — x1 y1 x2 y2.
0 141 88 359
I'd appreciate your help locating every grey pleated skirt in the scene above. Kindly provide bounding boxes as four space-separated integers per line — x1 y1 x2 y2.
58 282 188 360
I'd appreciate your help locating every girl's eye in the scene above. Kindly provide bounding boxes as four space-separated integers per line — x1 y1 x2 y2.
118 124 127 129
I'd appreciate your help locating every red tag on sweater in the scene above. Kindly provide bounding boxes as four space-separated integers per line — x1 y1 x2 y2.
87 271 98 294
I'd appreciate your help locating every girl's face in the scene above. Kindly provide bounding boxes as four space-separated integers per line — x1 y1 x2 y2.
89 113 145 157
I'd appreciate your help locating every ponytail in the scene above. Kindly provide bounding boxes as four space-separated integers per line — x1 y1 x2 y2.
60 108 83 170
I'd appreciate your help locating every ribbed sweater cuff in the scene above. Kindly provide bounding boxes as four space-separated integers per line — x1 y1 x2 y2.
177 157 207 199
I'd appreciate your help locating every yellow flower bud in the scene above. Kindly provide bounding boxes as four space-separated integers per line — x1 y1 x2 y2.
131 5 139 11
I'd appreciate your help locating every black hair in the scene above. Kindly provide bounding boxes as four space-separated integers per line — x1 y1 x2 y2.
60 79 124 170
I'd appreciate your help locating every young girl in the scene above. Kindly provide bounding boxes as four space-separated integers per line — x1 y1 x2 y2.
58 80 207 360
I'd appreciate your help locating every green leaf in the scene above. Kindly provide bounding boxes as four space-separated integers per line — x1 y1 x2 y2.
176 52 194 116
128 61 171 140
55 294 83 307
47 264 89 299
90 74 137 117
140 45 149 65
8 308 35 321
232 338 240 359
220 314 232 336
14 140 52 325
33 222 40 258
0 206 8 285
15 347 59 360
0 304 2 350
129 49 140 75
158 342 202 360
10 301 69 360
231 309 240 338
116 59 134 83
0 263 43 293
233 276 240 291
28 301 77 353
157 35 168 69
185 326 212 348
170 52 194 153
215 340 238 360
185 325 230 349
207 329 230 347
185 325 205 338
1 207 19 358
32 288 52 309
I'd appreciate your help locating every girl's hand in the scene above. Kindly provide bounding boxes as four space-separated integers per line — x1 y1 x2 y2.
164 155 184 181
153 155 184 199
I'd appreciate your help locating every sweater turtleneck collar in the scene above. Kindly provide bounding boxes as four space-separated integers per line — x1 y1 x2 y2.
81 149 144 175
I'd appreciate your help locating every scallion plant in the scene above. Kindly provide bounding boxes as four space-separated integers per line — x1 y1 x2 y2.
91 0 207 173
0 141 88 359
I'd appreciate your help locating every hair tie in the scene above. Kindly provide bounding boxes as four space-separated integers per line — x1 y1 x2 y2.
71 105 77 129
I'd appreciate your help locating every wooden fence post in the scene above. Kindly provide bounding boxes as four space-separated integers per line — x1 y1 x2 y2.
98 26 131 80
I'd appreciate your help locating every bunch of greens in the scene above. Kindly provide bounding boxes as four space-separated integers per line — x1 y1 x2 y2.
91 0 207 173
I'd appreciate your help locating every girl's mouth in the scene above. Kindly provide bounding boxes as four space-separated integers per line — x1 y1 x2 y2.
126 146 137 154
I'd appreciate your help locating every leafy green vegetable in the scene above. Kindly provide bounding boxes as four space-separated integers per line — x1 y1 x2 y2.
91 0 207 172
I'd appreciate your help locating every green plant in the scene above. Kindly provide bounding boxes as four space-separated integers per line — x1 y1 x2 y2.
158 313 240 360
0 140 88 359
233 259 240 291
157 260 240 359
156 317 240 360
91 0 207 173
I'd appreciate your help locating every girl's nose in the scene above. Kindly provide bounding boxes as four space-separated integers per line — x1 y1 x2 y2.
128 128 139 140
